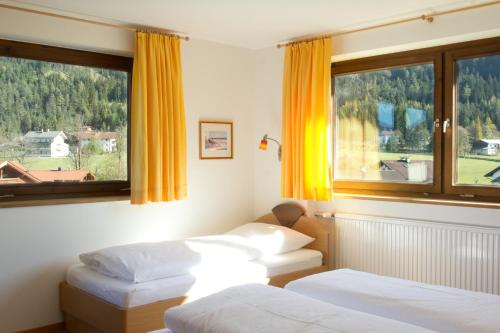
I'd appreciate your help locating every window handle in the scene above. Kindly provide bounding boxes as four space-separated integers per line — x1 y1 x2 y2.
443 118 451 133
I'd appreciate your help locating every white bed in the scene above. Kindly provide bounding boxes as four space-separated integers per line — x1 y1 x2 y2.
61 205 332 333
286 269 500 333
66 249 322 308
163 283 436 333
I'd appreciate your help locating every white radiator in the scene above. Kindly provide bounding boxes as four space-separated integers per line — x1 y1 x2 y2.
334 213 500 295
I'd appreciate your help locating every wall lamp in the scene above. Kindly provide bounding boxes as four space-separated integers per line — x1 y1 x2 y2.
259 134 281 161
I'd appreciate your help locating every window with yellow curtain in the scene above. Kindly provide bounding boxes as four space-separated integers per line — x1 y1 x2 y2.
281 38 332 201
131 32 187 204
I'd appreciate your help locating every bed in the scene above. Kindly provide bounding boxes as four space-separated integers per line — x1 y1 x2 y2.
285 268 500 333
161 283 436 333
60 203 331 333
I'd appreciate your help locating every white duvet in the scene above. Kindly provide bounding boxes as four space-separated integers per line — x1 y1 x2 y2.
286 269 500 333
165 284 436 333
80 235 262 283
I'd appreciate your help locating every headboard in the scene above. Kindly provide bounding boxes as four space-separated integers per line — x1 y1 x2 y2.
255 203 331 268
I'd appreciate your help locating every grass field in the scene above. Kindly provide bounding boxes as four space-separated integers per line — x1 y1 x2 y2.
376 152 499 185
22 157 73 170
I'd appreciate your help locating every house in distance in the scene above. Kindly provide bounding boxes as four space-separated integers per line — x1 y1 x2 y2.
23 130 70 158
76 127 119 153
472 139 500 156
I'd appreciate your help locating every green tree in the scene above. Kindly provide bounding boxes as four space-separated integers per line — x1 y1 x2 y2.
462 83 472 103
82 138 103 155
474 116 483 140
483 116 496 139
405 125 431 152
457 126 472 157
385 136 399 152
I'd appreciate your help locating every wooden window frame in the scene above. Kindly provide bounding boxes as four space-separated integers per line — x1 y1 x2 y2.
0 39 132 205
331 36 500 205
443 41 500 198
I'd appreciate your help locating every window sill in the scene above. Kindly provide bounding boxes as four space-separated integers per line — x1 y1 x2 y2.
0 193 130 208
331 190 500 209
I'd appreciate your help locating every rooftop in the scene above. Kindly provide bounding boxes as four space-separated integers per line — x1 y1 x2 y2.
480 139 500 144
29 169 95 182
380 160 433 182
0 160 95 183
76 131 119 140
24 131 67 139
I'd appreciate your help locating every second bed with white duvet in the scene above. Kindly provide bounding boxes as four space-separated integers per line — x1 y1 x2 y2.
66 248 322 308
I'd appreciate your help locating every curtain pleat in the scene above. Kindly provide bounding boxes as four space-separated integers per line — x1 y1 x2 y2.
131 32 187 204
281 39 332 201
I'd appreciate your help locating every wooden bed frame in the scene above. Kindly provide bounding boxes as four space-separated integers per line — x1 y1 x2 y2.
60 212 331 333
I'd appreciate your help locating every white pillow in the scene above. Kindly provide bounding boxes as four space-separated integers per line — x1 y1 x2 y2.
79 235 262 283
225 222 314 255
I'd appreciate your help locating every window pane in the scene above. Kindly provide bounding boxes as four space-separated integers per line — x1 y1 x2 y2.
0 57 128 185
334 63 434 183
455 54 500 186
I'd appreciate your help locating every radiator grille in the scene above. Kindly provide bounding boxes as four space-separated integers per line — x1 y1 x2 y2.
334 214 500 294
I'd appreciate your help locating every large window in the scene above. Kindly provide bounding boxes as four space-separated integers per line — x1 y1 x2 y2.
0 39 132 203
334 63 435 184
332 37 500 204
454 55 500 186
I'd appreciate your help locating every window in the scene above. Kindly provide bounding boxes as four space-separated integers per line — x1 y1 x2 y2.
444 41 500 199
332 37 500 204
0 39 132 203
334 63 436 184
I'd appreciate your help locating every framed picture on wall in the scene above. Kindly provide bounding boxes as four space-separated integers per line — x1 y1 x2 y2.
199 121 233 159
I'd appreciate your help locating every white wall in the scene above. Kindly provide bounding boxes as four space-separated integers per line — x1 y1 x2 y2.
0 7 256 333
1 3 500 332
253 5 500 227
331 4 500 62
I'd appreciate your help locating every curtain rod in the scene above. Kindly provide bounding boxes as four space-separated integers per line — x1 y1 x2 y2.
0 3 190 41
276 0 500 48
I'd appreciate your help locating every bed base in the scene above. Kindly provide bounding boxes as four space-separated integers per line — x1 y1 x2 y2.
60 265 327 333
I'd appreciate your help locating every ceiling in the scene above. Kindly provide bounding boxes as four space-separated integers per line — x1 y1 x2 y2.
7 0 488 49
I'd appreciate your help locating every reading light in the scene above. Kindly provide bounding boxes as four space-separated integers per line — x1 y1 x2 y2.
259 134 281 161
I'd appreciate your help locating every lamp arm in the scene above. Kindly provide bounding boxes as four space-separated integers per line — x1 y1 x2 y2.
266 137 281 147
266 137 282 161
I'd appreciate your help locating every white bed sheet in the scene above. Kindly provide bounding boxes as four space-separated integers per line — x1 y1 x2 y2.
165 283 436 333
254 248 322 276
67 249 322 308
286 269 500 333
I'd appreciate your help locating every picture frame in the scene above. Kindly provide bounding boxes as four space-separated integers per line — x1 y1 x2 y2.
199 121 233 159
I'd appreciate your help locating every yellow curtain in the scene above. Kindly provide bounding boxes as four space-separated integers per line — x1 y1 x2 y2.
131 32 187 204
337 109 380 180
281 38 332 200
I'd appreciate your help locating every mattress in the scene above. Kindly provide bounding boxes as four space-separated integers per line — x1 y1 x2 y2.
67 249 322 308
254 248 322 276
165 284 436 333
285 269 500 333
